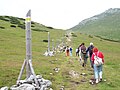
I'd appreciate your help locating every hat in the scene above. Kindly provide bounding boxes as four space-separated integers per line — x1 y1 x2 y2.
90 42 93 45
93 47 98 52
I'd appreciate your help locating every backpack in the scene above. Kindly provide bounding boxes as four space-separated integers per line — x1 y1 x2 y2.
81 45 86 54
93 52 103 66
70 48 72 51
66 48 69 52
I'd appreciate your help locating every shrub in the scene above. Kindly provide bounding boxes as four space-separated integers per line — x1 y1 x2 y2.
18 24 25 29
88 35 93 38
31 25 35 27
0 26 5 29
10 25 16 28
47 26 54 29
0 16 9 21
31 21 35 24
9 17 21 25
71 33 77 37
43 40 48 42
32 29 48 32
18 17 25 21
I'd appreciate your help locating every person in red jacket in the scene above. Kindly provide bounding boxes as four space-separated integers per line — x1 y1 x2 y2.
91 47 104 84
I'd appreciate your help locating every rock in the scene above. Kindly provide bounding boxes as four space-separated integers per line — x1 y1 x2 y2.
44 51 54 56
81 79 86 82
49 88 53 90
0 86 8 90
10 84 35 90
49 73 53 75
60 86 64 90
11 74 52 90
69 70 80 78
104 79 106 82
36 75 42 79
89 78 96 85
89 80 94 85
53 67 60 72
81 73 87 76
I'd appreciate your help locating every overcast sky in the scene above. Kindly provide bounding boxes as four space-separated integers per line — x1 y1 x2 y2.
0 0 120 29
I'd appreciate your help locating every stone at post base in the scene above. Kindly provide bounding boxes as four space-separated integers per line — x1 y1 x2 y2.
43 51 54 56
10 75 52 90
0 86 9 90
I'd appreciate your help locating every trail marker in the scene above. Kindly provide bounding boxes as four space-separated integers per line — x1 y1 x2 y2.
10 10 52 90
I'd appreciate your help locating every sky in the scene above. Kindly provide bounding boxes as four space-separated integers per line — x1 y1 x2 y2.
0 0 120 29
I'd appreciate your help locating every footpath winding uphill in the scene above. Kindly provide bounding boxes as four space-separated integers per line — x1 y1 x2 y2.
52 32 96 89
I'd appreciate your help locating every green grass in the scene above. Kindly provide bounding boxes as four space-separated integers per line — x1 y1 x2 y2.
0 16 120 89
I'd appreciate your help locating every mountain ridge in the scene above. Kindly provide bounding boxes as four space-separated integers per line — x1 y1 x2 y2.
69 8 120 42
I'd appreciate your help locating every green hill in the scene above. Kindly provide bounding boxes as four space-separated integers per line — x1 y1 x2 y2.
0 16 120 89
70 8 120 42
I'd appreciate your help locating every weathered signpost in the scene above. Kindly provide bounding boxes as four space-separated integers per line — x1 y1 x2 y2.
44 32 54 56
9 10 52 90
16 9 39 86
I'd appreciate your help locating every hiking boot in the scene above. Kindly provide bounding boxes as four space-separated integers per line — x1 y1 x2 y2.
82 63 84 67
96 79 99 84
99 78 102 82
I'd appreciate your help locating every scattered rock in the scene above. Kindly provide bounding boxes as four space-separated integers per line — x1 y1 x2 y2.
49 88 53 90
81 73 87 76
0 86 8 90
53 67 60 72
49 73 53 75
89 78 96 85
60 86 64 90
43 51 54 56
81 79 87 82
10 74 52 90
69 70 80 78
104 79 107 82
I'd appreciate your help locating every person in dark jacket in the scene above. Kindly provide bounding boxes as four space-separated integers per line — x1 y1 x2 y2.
86 42 94 68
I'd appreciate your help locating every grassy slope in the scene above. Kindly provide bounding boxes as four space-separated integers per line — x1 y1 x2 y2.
0 17 120 89
71 13 120 42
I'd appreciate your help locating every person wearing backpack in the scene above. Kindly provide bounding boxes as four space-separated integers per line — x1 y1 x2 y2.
80 43 88 67
91 47 104 84
86 42 94 68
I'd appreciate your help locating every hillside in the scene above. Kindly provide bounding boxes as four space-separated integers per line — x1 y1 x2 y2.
70 8 120 42
0 16 120 89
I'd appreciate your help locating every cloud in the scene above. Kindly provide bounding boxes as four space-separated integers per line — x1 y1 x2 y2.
0 0 120 29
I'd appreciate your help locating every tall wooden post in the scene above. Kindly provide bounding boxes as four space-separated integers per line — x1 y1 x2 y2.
48 32 50 53
17 10 38 87
26 10 32 78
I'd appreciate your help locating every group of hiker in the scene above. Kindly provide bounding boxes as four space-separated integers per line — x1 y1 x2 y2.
76 42 94 68
66 42 104 84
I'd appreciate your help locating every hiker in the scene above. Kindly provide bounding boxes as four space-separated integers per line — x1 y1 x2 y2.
75 48 79 56
78 43 83 59
80 43 88 67
69 46 73 56
86 42 94 68
66 46 69 56
91 47 104 84
78 43 84 64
